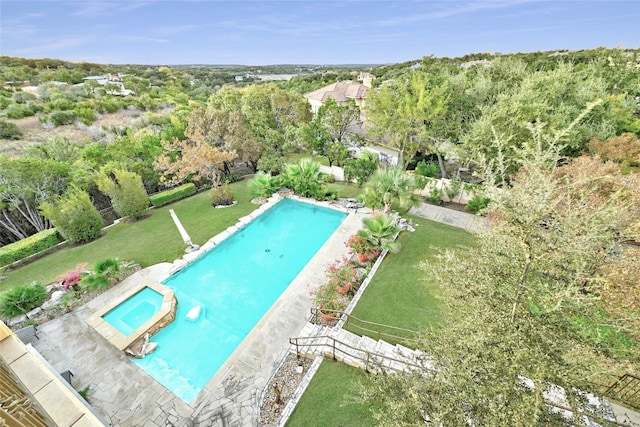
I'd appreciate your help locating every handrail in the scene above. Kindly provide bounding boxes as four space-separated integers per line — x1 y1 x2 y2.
604 373 640 409
291 334 624 426
310 307 419 344
289 334 431 374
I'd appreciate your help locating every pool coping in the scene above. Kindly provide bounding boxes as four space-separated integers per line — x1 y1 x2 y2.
86 280 176 351
166 193 350 277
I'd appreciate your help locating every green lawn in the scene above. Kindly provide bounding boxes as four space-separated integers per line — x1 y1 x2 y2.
0 180 258 291
289 218 474 424
348 216 474 335
1 180 363 292
285 360 381 427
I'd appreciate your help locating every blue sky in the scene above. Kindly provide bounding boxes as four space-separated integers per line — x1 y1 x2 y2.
1 1 639 65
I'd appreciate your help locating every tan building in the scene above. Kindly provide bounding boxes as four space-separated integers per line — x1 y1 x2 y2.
0 322 107 426
304 80 369 115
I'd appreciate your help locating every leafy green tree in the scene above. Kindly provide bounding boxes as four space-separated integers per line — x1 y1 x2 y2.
365 71 448 169
96 169 149 220
40 188 103 243
358 124 637 426
462 63 614 175
343 150 379 185
0 155 70 240
360 166 417 212
256 146 286 175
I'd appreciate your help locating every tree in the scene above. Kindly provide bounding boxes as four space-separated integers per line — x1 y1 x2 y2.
358 125 638 426
0 155 70 242
365 71 448 169
96 169 149 220
282 158 326 199
40 188 104 244
153 138 237 187
344 151 379 185
249 172 282 199
461 63 615 175
357 213 401 253
302 98 363 166
360 166 417 212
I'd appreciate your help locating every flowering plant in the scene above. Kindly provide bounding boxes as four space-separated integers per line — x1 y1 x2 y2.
59 263 89 290
311 284 348 313
326 256 361 297
345 234 381 262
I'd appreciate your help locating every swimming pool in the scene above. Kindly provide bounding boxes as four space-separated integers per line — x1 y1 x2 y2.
132 198 346 402
103 287 163 336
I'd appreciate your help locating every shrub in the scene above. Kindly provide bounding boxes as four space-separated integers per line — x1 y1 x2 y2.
446 178 463 202
97 170 149 219
0 120 23 140
326 256 361 297
249 172 282 199
73 106 97 125
211 183 235 207
58 263 89 290
222 174 243 184
80 258 120 291
425 186 444 205
416 160 438 178
465 195 491 213
0 282 48 318
149 183 197 207
48 110 77 126
345 234 380 262
40 188 104 243
0 228 62 267
5 104 34 119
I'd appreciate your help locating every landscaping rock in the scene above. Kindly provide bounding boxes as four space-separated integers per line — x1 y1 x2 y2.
42 290 66 310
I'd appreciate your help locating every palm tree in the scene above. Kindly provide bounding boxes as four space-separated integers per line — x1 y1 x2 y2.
283 158 325 198
361 166 417 212
357 213 401 254
249 171 282 199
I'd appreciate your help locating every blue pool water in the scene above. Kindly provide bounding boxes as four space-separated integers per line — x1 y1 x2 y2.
132 198 346 402
103 287 163 336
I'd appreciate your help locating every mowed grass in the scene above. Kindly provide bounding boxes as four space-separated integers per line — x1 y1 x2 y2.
289 218 474 424
0 180 257 291
285 359 381 427
0 181 364 292
348 216 474 334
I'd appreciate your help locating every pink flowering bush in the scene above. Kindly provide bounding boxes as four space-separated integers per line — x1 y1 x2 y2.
345 234 381 263
59 263 89 290
326 256 361 297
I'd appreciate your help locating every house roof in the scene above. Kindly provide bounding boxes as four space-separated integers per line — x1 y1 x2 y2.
304 81 368 103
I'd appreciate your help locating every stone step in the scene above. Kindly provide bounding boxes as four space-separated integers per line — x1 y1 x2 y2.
375 339 396 355
359 336 378 352
396 343 417 359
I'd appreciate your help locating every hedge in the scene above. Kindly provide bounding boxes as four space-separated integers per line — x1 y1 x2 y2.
0 228 62 267
149 183 197 207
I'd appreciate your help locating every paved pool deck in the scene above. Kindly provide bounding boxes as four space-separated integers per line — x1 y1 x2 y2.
31 201 368 426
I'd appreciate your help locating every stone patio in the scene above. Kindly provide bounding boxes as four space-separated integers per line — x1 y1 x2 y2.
31 201 367 426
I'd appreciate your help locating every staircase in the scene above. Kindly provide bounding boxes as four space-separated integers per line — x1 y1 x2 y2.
290 322 432 375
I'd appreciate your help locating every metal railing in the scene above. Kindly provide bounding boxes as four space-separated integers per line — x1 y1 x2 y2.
310 307 419 344
604 373 640 409
288 334 430 374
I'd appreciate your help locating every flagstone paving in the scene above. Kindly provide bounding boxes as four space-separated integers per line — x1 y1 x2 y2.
31 206 367 426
